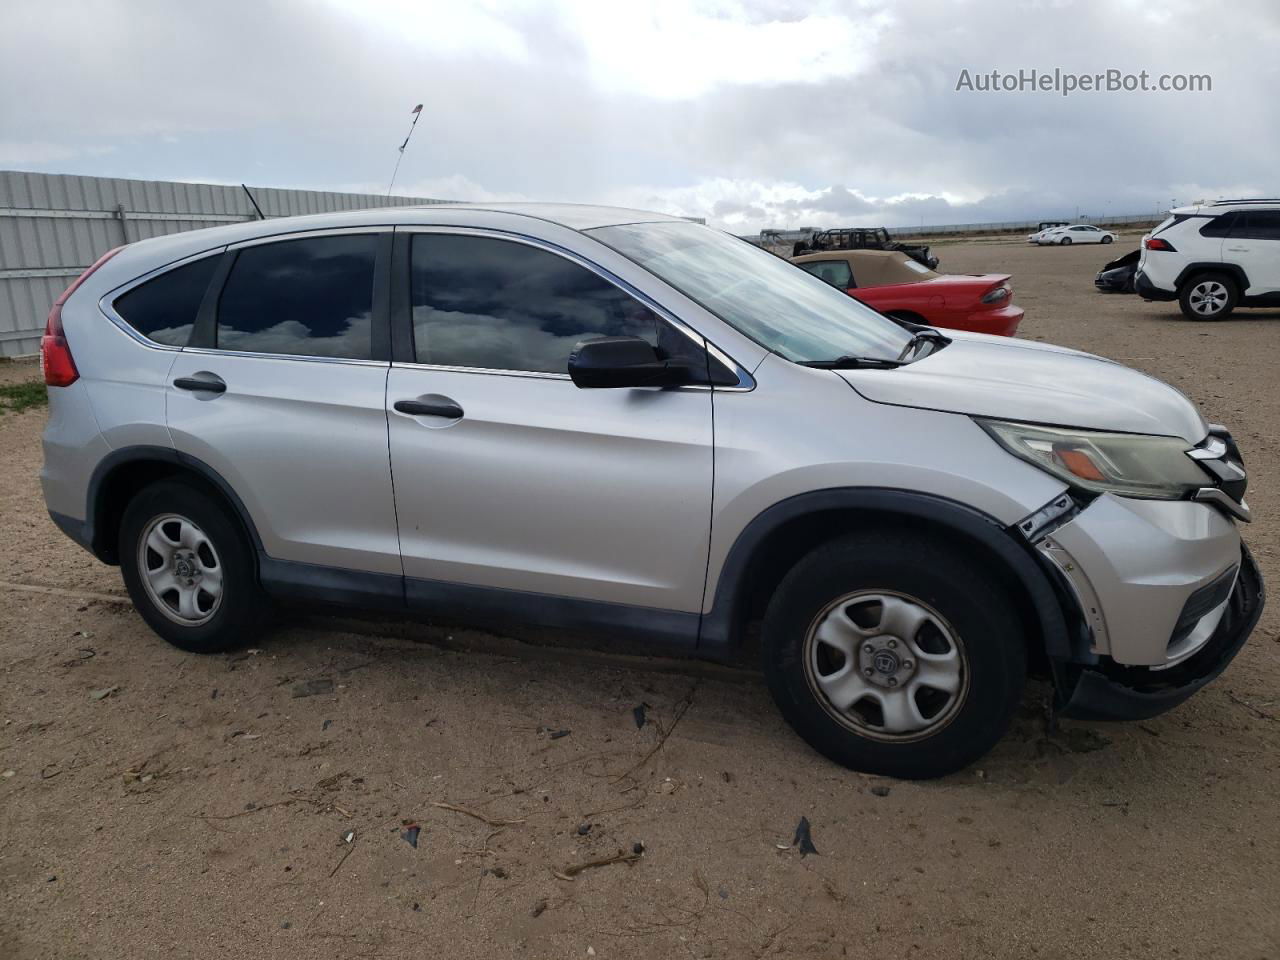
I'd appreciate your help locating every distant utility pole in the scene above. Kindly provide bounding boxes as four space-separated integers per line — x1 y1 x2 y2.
387 103 424 197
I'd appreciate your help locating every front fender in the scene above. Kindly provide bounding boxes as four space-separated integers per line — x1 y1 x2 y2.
697 487 1072 663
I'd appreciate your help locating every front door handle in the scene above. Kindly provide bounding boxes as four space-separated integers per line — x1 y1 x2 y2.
174 374 226 394
394 398 464 419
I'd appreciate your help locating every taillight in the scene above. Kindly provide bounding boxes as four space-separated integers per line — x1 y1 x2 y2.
41 246 122 387
981 284 1011 304
1144 236 1176 252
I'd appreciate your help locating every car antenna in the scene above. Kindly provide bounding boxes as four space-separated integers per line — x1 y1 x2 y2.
241 184 266 220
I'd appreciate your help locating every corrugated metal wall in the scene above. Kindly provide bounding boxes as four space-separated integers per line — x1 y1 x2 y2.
0 170 447 357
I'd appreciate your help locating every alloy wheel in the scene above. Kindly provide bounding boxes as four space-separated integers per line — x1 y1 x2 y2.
1188 280 1229 316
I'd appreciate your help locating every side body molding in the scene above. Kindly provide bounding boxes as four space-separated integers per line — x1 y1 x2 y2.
698 487 1073 659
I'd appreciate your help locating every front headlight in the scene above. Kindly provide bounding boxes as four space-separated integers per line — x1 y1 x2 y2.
978 419 1212 499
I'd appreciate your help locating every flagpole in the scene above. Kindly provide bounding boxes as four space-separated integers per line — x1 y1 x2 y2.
388 104 424 197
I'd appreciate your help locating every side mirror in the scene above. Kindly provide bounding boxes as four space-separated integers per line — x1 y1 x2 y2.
568 336 695 389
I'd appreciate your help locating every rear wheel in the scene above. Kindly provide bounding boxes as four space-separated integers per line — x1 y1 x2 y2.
119 480 265 653
1179 273 1238 320
761 531 1026 779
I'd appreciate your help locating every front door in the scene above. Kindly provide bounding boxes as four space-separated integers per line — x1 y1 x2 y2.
385 230 714 615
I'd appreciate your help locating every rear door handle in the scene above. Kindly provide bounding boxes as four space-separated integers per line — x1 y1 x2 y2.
173 374 226 394
394 398 464 419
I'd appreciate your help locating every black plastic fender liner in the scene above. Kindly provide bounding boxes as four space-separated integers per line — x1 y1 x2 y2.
698 487 1073 660
83 445 266 563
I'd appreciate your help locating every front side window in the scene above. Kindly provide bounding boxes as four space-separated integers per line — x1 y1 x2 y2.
798 260 854 289
113 255 219 347
589 220 912 364
216 235 376 359
409 234 701 374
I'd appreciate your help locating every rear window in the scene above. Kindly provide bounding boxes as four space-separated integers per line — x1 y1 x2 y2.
113 255 219 347
1198 213 1236 238
798 260 853 289
215 235 376 359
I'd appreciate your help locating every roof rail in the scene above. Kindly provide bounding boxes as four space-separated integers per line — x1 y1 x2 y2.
1210 198 1280 206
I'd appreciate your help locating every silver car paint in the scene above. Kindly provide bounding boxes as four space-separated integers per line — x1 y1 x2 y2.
702 353 1074 610
40 202 1245 674
1046 494 1239 665
388 364 713 609
838 331 1209 443
166 351 403 575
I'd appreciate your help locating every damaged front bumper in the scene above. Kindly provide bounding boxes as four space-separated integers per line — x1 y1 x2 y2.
1056 544 1264 720
1015 478 1264 722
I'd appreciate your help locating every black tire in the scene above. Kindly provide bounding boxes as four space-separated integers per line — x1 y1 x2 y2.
1059 236 1072 245
762 531 1026 779
119 479 265 653
1101 235 1113 244
1178 272 1238 321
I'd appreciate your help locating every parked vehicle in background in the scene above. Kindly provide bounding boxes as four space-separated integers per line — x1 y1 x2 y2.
39 203 1262 780
1095 249 1140 293
791 249 1023 336
793 227 939 270
1038 225 1118 245
1135 199 1280 321
1027 221 1070 243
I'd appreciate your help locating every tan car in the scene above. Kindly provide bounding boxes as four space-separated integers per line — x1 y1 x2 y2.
791 249 1024 336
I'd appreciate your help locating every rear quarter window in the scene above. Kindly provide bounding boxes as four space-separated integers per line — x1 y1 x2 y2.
113 255 220 346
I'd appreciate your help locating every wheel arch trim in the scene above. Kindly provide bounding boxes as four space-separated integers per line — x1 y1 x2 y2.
1174 262 1249 293
698 487 1073 660
84 445 265 563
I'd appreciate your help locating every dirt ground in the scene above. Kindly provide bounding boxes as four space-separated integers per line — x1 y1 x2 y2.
2 237 1278 960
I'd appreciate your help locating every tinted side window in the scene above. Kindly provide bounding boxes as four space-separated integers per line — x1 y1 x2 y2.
410 234 699 374
1234 211 1280 240
216 235 376 359
113 255 219 346
799 260 853 289
1199 213 1236 237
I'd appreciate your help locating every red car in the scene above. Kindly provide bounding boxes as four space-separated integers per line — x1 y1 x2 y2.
791 249 1024 336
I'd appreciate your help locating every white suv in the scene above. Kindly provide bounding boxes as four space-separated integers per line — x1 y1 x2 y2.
38 203 1263 779
1136 199 1280 320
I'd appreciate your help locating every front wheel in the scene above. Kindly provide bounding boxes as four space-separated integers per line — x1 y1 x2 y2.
119 480 266 653
1059 236 1072 245
1101 235 1113 244
762 531 1026 779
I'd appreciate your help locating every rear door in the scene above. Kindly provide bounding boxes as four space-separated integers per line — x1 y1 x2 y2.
385 228 714 616
167 230 402 578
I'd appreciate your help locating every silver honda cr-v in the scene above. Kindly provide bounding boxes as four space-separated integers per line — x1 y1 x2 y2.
39 203 1263 778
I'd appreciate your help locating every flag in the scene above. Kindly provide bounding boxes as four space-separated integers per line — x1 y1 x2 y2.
411 104 423 114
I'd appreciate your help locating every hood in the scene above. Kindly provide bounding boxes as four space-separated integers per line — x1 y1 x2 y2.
837 332 1208 442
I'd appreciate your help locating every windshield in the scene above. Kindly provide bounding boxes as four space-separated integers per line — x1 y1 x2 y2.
588 220 913 364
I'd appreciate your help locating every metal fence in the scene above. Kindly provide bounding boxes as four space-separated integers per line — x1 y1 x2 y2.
0 171 447 357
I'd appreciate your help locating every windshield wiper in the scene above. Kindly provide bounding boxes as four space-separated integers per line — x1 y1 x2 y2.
799 355 906 370
895 328 951 362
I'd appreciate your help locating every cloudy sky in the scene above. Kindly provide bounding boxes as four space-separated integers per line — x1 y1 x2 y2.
1 0 1277 233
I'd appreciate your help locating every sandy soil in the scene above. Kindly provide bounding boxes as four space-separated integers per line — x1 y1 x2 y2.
1 240 1278 960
